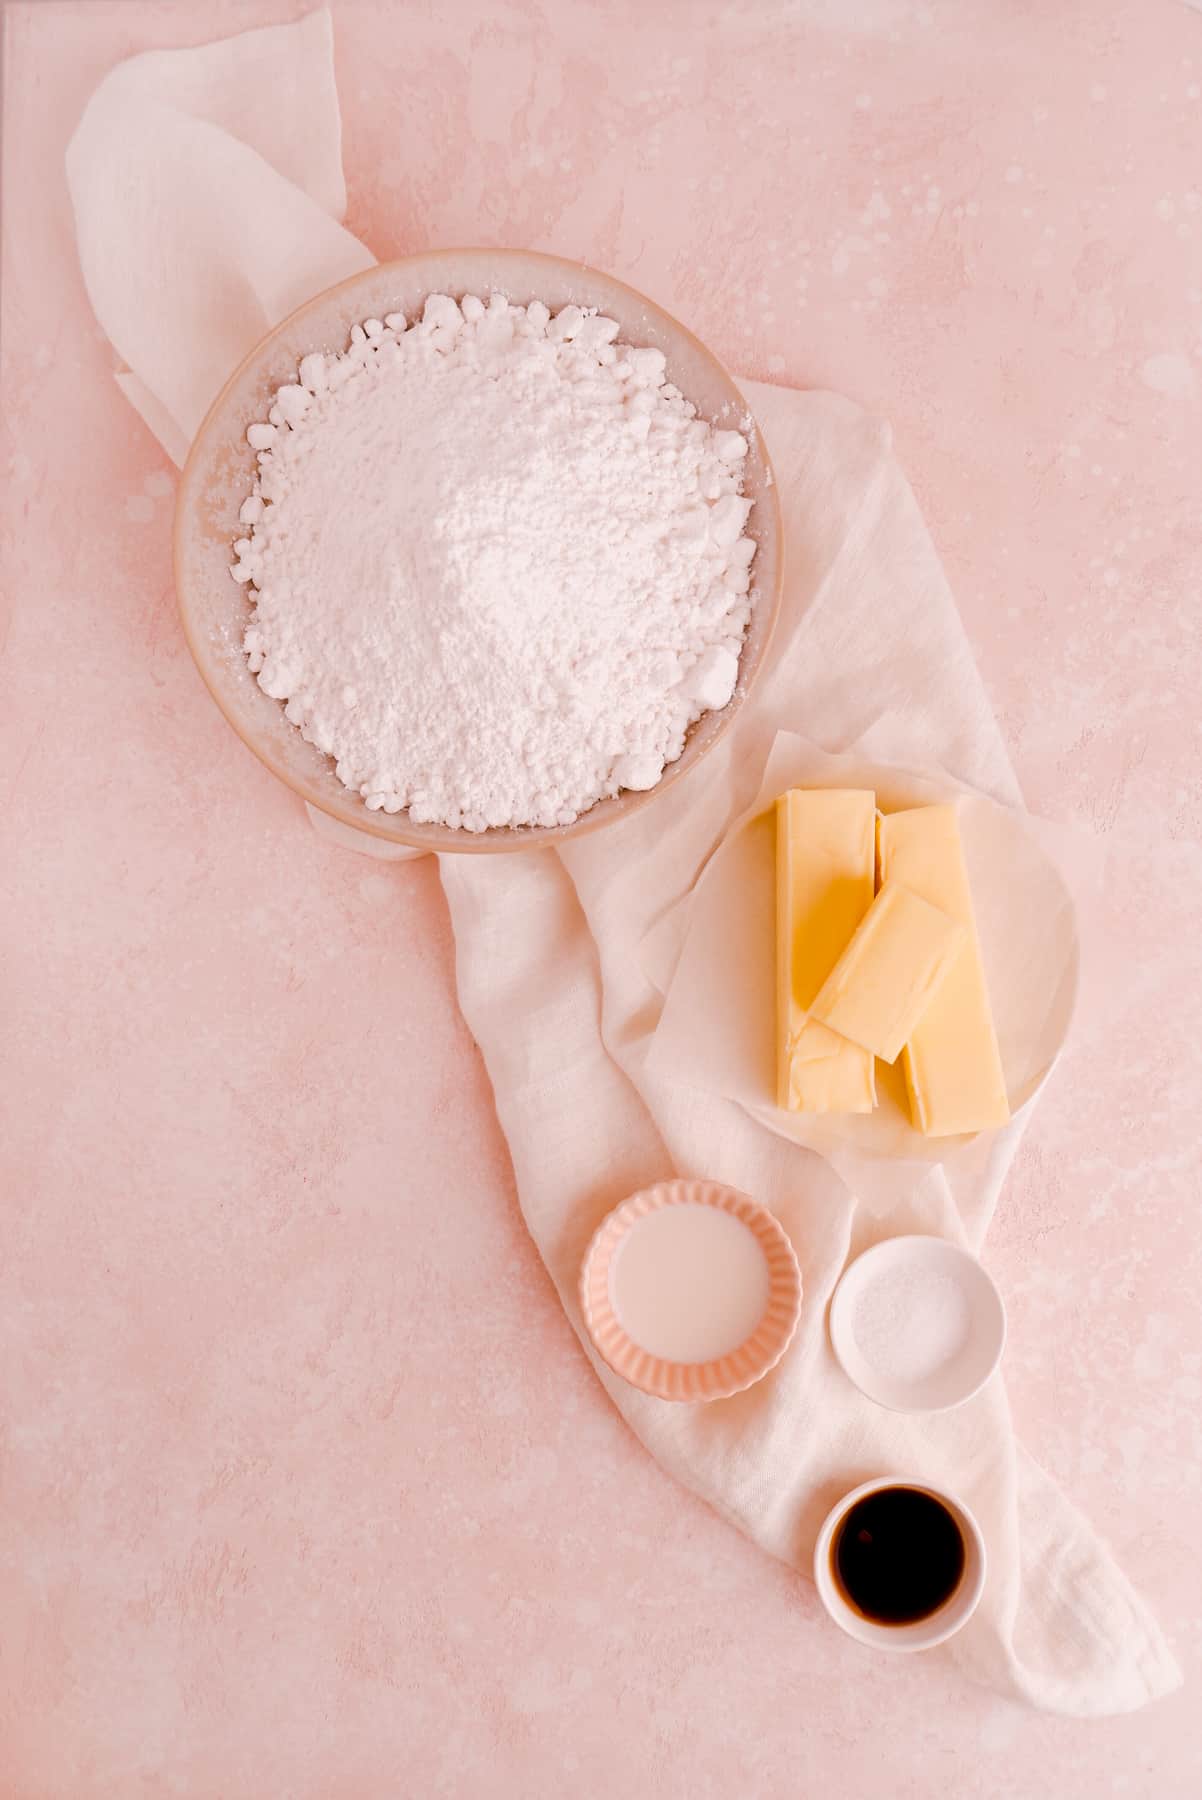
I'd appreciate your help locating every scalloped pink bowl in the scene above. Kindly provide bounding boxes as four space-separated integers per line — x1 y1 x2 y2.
579 1179 802 1402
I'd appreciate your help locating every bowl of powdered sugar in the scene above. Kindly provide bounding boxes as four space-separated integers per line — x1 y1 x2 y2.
174 250 783 850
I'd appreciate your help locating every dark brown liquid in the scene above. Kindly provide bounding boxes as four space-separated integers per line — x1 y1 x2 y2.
832 1486 965 1625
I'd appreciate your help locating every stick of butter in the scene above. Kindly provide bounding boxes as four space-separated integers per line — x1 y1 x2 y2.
808 881 964 1064
775 789 876 1113
876 805 1010 1136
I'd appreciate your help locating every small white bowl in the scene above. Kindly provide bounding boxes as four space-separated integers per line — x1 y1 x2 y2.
828 1236 1006 1414
813 1476 987 1653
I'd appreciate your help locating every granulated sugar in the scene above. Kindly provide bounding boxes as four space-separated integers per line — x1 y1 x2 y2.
852 1266 972 1384
232 294 756 831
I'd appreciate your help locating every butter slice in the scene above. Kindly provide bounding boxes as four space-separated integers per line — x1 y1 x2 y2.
776 789 876 1113
876 806 1010 1136
809 881 964 1064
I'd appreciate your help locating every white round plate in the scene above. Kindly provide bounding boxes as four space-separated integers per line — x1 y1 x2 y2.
828 1235 1006 1413
647 737 1082 1166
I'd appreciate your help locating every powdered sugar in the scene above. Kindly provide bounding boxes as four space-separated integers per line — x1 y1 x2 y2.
232 293 756 832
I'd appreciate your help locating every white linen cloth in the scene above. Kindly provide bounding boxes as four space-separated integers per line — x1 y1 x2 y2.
66 8 1180 1713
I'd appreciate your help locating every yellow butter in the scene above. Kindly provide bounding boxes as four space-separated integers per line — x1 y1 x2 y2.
809 881 963 1064
775 789 876 1113
876 805 1010 1136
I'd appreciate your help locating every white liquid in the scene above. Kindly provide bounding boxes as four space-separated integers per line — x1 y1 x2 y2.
609 1204 771 1363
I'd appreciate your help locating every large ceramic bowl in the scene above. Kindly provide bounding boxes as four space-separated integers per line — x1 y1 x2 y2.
173 249 783 854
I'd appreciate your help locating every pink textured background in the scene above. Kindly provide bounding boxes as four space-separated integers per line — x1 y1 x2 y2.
2 1 1200 1794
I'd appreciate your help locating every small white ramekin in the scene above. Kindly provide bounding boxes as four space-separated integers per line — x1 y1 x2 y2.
813 1476 987 1652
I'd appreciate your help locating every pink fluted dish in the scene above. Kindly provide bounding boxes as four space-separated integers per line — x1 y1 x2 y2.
579 1179 802 1402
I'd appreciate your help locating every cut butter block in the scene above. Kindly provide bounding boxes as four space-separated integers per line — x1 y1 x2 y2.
775 789 876 1113
876 805 1010 1136
809 881 964 1064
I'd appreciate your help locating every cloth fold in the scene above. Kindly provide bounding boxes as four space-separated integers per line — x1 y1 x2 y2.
66 7 372 463
67 8 1180 1714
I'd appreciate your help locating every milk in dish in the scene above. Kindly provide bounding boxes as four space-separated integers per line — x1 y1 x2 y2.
608 1202 770 1362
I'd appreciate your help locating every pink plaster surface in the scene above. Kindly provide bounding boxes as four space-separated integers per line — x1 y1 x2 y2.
2 0 1200 1793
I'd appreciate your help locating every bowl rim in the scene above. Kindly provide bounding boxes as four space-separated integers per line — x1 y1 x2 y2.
172 247 785 854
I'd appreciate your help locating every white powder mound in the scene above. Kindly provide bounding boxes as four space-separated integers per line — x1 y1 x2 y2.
232 292 756 832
